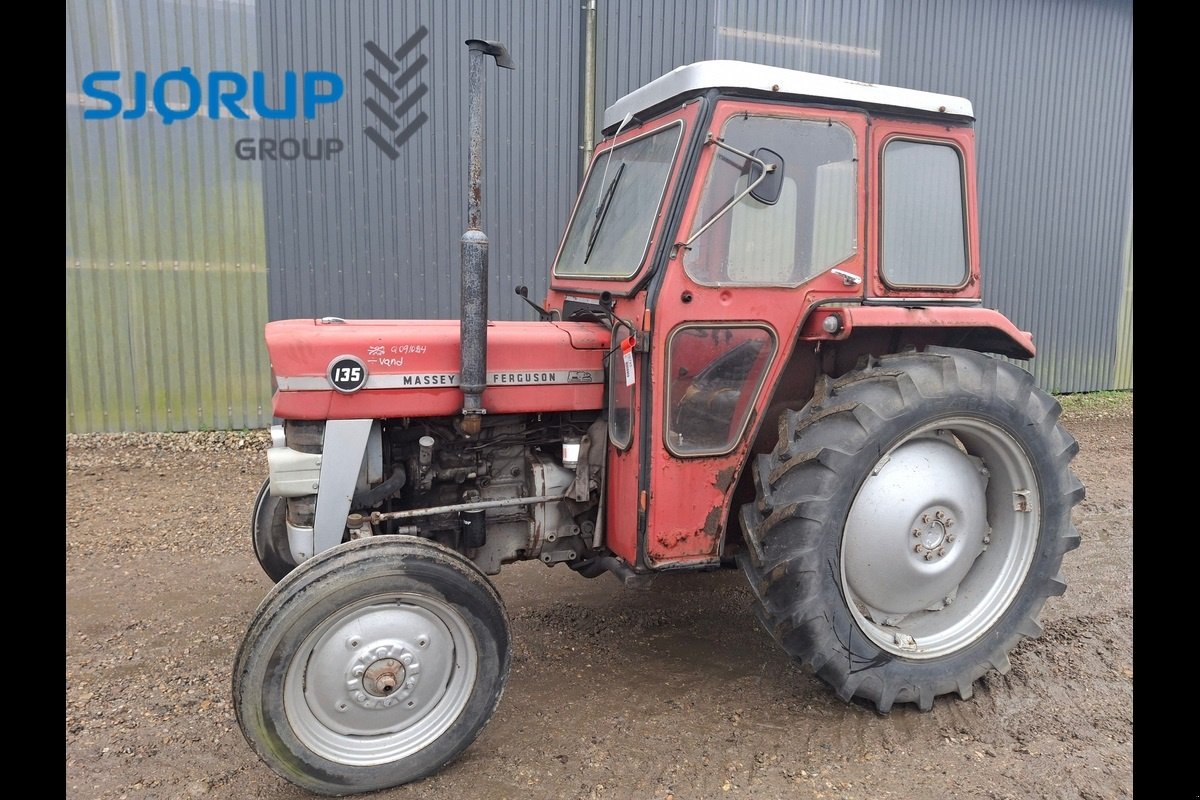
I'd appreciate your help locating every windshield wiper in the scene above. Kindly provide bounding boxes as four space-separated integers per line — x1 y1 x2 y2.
584 162 625 264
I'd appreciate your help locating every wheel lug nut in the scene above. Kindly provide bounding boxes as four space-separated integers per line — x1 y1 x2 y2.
937 547 945 557
946 533 956 543
923 552 933 561
914 544 923 553
983 536 991 545
921 514 930 524
913 529 922 538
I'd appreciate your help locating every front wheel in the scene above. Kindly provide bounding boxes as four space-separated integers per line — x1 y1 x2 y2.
738 347 1083 712
233 536 511 795
250 478 296 583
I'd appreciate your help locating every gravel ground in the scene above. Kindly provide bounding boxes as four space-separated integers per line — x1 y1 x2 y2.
65 394 1133 799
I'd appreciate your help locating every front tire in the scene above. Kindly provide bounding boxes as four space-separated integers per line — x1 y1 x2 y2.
250 478 296 583
233 536 511 795
738 347 1083 712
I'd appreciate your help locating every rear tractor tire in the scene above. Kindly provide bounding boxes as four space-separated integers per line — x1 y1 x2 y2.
233 536 511 795
738 347 1083 712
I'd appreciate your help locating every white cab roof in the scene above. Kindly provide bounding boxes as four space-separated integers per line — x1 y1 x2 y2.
603 60 974 131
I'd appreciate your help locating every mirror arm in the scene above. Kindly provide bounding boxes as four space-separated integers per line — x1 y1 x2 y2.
679 135 776 248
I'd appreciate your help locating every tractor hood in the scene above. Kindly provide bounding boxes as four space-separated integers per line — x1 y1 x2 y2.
267 319 611 420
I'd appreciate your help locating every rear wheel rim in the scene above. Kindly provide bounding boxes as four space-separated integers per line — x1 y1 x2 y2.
841 416 1040 659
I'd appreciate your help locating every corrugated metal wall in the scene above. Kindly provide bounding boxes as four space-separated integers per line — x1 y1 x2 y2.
66 0 270 433
258 0 582 325
65 0 1131 433
591 0 1132 393
263 0 1130 394
875 0 1133 393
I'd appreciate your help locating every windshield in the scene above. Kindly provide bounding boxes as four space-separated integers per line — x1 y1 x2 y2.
554 122 682 279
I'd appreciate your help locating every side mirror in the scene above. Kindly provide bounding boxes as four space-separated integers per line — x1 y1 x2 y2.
748 147 784 205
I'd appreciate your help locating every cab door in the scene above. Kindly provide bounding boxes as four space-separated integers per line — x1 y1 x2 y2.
544 102 705 566
642 101 870 567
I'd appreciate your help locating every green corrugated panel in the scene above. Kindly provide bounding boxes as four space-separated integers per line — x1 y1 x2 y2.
1112 212 1133 389
66 263 271 433
66 0 270 433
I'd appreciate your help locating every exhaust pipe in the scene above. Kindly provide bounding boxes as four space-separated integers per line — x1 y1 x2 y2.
460 38 515 436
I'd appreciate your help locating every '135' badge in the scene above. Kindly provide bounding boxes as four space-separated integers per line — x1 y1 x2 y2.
327 355 368 393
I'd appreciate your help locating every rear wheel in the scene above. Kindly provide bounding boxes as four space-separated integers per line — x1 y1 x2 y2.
738 347 1083 712
233 536 510 795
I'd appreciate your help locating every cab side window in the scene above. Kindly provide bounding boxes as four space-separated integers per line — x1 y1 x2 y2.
880 139 968 287
685 116 857 286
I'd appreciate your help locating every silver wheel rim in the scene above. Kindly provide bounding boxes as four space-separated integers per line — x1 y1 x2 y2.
283 592 478 766
841 417 1040 659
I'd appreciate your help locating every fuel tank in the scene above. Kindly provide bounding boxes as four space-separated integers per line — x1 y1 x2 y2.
268 318 611 420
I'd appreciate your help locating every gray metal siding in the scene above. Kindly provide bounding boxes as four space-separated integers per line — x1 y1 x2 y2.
877 0 1133 392
600 0 1131 393
594 0 714 114
66 0 270 433
259 1 582 325
710 0 885 81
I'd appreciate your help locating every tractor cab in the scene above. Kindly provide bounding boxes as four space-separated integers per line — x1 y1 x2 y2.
544 61 1033 570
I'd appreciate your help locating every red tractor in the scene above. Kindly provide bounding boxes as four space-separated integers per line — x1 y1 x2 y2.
235 40 1083 795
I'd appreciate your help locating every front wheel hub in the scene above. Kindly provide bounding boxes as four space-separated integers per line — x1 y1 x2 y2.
351 649 417 706
294 601 458 739
363 658 405 696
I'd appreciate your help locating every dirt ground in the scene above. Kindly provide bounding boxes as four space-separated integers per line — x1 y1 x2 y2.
65 394 1132 800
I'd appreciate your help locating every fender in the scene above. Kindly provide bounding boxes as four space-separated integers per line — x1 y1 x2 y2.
799 304 1036 360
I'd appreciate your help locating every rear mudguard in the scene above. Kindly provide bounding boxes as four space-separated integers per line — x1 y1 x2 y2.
799 305 1036 359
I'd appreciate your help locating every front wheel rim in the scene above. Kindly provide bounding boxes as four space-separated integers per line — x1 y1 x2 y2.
283 592 478 766
841 416 1040 659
